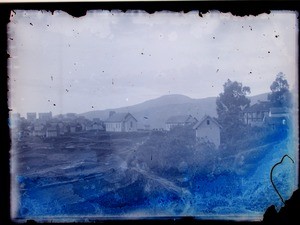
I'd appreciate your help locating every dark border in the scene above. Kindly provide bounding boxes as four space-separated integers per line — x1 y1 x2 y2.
0 1 299 225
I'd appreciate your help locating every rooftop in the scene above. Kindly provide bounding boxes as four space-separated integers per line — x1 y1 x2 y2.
106 113 137 122
270 107 289 114
166 115 195 124
243 101 272 113
193 115 221 129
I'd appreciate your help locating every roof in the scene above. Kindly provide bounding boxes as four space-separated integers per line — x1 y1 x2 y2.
270 107 289 114
34 124 45 131
84 120 93 126
166 115 196 124
27 112 37 115
39 112 52 116
193 115 222 129
243 101 272 113
69 122 77 127
47 127 57 131
106 113 137 123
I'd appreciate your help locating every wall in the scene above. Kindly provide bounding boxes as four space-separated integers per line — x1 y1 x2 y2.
124 117 137 132
195 118 220 149
165 123 185 131
105 122 123 132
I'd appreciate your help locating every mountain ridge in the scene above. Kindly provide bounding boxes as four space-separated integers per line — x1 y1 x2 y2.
79 93 269 129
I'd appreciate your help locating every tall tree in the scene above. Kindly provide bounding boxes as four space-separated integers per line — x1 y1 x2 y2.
268 72 292 108
216 79 251 147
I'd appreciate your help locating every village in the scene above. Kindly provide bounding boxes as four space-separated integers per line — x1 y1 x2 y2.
10 97 294 219
7 9 297 220
10 99 290 149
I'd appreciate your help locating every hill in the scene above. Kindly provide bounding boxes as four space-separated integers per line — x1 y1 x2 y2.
249 92 269 105
80 93 269 129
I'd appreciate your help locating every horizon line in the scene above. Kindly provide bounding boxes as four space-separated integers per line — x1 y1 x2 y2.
10 91 271 117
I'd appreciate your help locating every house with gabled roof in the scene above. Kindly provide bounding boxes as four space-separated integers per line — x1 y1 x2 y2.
33 123 46 137
165 115 198 131
243 101 272 127
193 115 221 149
105 112 137 132
243 101 290 128
46 124 58 138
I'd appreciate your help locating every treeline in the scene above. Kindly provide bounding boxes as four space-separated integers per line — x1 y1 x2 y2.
216 72 292 151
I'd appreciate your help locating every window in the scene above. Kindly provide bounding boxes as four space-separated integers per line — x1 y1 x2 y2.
207 120 210 125
130 121 133 128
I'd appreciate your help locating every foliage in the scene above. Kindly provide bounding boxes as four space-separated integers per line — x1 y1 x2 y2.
228 125 288 153
268 72 292 108
128 125 219 177
216 79 251 148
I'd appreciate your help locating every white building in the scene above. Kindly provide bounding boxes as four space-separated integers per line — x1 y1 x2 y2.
193 115 221 149
46 125 58 138
165 115 198 131
38 112 52 123
27 112 37 122
105 112 137 132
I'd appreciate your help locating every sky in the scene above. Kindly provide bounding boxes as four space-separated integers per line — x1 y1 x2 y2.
8 10 298 116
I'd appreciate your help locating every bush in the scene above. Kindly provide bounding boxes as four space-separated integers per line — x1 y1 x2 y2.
128 125 220 178
222 123 289 156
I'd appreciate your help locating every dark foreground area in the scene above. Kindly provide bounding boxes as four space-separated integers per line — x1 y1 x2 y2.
11 130 297 221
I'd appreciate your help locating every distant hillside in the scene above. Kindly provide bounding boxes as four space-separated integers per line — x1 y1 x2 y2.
249 93 269 105
80 93 269 129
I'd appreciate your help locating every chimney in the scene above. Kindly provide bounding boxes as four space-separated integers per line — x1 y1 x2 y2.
109 111 116 117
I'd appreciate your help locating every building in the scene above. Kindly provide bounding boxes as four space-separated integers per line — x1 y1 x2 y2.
265 116 289 128
10 113 21 128
66 113 77 120
84 120 94 131
193 115 221 149
268 107 289 118
90 118 104 131
264 107 290 129
56 114 64 119
243 101 290 128
105 112 137 132
57 122 68 135
165 115 198 131
69 123 77 133
32 124 46 137
38 112 52 123
74 117 88 131
243 101 271 127
46 124 58 138
27 112 37 122
92 122 105 131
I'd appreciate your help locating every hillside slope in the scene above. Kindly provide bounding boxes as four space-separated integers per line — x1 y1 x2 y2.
80 93 269 129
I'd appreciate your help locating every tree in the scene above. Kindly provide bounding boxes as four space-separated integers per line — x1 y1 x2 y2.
216 79 251 147
268 72 292 108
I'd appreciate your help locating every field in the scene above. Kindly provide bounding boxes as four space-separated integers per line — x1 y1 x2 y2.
11 129 297 221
